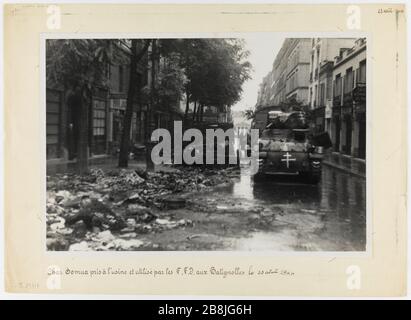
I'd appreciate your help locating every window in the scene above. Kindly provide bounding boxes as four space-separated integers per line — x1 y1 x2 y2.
93 100 106 136
358 60 366 83
344 68 354 93
92 99 107 155
320 83 325 106
326 76 332 99
335 74 342 97
46 89 61 159
119 66 124 92
310 54 314 81
316 48 320 66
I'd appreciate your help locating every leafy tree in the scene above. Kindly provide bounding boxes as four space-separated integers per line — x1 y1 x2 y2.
158 39 207 121
141 50 187 113
243 108 256 120
118 39 151 168
118 39 186 168
46 38 251 171
119 39 186 168
201 39 252 110
156 54 187 110
158 39 252 123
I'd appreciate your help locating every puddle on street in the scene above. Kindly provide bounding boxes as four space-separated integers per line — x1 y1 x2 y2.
232 172 254 200
186 166 366 251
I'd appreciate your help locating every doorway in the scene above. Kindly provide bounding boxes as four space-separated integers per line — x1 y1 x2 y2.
334 116 340 152
358 114 366 159
344 116 352 155
66 94 81 160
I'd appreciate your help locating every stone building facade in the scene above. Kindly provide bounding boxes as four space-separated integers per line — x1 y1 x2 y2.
255 37 366 160
331 38 366 159
46 40 184 169
256 38 311 109
308 38 357 133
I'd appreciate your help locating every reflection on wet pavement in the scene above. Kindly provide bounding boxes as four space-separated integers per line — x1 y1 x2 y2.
179 166 366 251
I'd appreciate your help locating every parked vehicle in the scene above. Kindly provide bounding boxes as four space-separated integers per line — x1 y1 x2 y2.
254 110 331 183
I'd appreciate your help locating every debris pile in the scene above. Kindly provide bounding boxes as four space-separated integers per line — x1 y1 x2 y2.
46 166 239 251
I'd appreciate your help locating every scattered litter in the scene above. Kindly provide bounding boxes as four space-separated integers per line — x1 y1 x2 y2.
301 209 317 214
156 218 171 225
260 208 276 217
69 241 91 251
119 232 137 239
46 166 239 250
155 218 193 229
160 196 187 210
46 237 69 251
93 230 115 243
186 234 203 240
111 239 144 250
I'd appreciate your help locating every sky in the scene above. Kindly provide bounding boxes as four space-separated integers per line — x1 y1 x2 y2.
232 34 286 113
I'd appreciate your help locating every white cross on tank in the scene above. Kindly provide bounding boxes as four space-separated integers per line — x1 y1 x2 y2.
281 152 296 168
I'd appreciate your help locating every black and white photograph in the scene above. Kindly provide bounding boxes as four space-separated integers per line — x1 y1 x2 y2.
45 36 367 252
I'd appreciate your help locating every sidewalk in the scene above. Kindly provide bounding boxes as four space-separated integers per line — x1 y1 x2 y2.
322 152 366 179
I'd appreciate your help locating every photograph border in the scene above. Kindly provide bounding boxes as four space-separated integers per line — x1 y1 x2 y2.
4 3 406 296
41 31 372 257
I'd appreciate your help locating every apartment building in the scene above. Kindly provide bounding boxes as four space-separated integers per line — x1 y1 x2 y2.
331 38 366 159
308 38 357 133
256 38 311 109
46 40 184 169
285 38 311 104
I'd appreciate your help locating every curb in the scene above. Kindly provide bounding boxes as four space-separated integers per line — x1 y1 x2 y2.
322 161 366 179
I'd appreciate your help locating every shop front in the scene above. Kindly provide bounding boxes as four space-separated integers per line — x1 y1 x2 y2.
312 106 325 133
353 82 366 159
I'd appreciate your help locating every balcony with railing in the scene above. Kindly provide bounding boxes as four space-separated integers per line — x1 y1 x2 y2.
343 92 353 105
352 82 367 113
353 82 366 104
333 95 342 108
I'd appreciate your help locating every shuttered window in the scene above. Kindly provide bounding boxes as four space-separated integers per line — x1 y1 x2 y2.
326 76 332 99
320 83 326 106
359 60 366 83
334 74 342 97
344 68 354 94
91 99 107 155
93 100 106 136
46 89 61 159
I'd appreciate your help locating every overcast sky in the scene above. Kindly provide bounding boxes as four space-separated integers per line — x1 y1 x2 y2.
232 34 286 112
